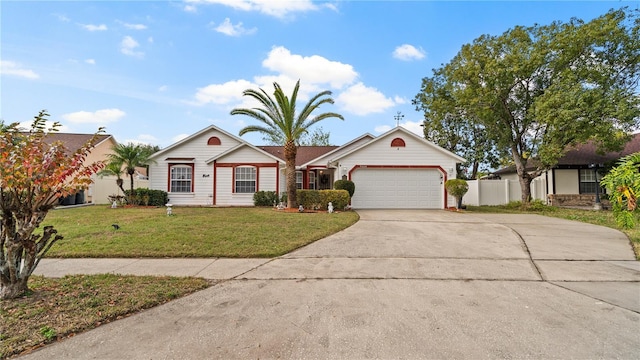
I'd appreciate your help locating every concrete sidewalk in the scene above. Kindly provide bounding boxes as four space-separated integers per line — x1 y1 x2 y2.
34 257 272 280
23 210 640 359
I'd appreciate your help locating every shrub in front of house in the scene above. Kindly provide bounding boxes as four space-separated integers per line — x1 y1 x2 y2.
253 191 280 206
444 179 469 209
319 190 350 211
295 189 350 211
125 188 168 206
334 179 355 198
297 190 322 210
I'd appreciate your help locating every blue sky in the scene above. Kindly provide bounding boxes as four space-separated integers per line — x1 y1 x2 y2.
1 1 636 147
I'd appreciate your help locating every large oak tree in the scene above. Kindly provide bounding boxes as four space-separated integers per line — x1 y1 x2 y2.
414 8 640 201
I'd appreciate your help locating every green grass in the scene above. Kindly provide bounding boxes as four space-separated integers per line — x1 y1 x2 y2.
44 206 360 258
1 275 211 359
466 204 640 259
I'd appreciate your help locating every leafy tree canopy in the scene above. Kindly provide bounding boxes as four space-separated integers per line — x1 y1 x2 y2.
414 7 640 201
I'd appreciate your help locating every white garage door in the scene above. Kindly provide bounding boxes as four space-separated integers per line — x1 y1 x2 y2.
351 168 443 209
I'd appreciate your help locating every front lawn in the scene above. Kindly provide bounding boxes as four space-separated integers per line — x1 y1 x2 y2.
1 275 211 359
45 206 359 258
466 205 640 259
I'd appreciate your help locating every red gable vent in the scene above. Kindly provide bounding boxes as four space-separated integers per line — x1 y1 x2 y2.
391 138 406 147
207 136 221 145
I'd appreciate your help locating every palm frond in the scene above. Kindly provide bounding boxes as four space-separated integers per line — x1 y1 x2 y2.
238 125 280 137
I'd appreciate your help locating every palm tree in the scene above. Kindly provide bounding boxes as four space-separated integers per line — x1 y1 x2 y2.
106 143 155 199
231 80 344 208
97 161 126 194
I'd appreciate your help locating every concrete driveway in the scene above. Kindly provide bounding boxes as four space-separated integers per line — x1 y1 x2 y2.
24 210 640 359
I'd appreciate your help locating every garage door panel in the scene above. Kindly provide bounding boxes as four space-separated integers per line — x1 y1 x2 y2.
351 168 443 209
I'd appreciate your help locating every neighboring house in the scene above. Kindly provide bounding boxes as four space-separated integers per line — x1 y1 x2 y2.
491 133 640 206
44 133 117 205
148 125 465 209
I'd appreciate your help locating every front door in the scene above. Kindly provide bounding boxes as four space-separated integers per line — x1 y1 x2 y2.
317 170 332 190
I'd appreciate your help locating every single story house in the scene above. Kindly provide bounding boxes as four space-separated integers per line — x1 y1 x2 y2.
491 133 640 206
147 125 465 209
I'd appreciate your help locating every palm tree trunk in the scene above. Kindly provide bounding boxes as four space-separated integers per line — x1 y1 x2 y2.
128 171 135 205
284 140 298 208
116 178 125 194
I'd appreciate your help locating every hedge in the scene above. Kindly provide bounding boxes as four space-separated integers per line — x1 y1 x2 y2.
253 191 282 206
297 190 322 209
296 189 350 211
319 190 349 210
124 188 169 206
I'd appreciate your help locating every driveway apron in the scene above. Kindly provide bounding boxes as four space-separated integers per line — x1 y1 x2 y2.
22 210 640 359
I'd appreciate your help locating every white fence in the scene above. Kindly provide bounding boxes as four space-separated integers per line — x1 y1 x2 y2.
463 178 547 206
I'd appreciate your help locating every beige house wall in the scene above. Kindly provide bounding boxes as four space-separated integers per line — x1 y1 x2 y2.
89 175 149 204
554 169 579 194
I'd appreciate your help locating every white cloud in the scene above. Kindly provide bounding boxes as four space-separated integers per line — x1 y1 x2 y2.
85 59 96 65
158 85 168 92
190 47 400 116
184 0 320 19
120 36 144 58
80 23 108 31
53 13 70 22
211 18 256 37
394 96 408 104
194 79 256 105
393 44 426 61
335 83 395 116
183 4 197 13
0 61 39 79
374 121 423 136
62 109 126 124
262 46 357 89
401 121 425 136
148 37 154 43
117 21 147 30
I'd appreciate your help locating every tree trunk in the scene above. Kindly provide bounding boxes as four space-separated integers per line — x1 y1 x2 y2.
471 161 480 180
116 178 125 194
1 212 62 299
518 175 532 204
512 146 533 204
0 277 29 299
129 172 135 194
128 171 135 205
284 140 298 208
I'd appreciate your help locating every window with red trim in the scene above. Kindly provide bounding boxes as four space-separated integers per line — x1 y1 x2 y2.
207 137 221 145
235 166 256 193
169 165 193 192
